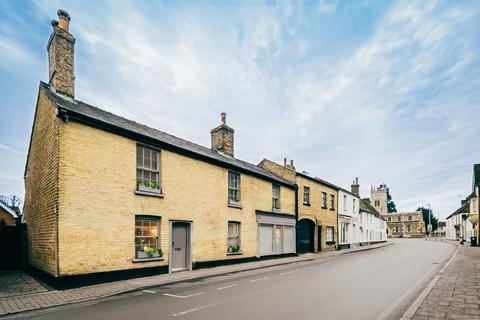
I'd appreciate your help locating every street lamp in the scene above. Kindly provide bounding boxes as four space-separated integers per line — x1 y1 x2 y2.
426 204 431 237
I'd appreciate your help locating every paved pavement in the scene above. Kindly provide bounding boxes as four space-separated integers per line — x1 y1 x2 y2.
4 239 455 320
0 272 47 299
411 241 480 320
0 242 389 317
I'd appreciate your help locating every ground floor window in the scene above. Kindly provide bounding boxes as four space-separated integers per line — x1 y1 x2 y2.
135 216 161 258
340 223 349 244
326 226 334 242
259 223 295 256
228 221 241 253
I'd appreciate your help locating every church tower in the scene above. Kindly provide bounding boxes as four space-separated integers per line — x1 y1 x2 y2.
371 184 388 215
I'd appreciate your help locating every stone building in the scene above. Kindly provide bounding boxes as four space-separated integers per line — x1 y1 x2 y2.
259 159 339 253
370 184 388 215
23 10 297 288
383 212 426 238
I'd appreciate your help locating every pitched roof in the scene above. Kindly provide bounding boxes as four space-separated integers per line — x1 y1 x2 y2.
446 201 470 220
359 198 385 220
0 202 18 219
38 82 295 188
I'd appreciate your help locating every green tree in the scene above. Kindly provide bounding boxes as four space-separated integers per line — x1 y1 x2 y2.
387 192 397 213
417 207 438 233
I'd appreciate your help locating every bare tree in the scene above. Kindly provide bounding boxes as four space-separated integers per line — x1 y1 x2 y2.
0 194 23 216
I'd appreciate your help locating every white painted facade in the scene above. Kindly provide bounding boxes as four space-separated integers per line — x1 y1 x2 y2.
358 210 387 243
446 213 461 240
338 189 360 247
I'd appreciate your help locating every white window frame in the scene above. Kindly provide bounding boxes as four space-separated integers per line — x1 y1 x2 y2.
272 184 281 210
228 171 241 205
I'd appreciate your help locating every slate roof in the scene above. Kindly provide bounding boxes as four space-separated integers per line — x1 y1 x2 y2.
39 82 295 188
446 201 470 220
359 198 385 220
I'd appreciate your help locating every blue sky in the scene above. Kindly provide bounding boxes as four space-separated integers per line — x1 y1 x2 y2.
0 0 479 219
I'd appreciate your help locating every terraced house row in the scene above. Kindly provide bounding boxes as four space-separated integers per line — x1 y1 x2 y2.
23 11 386 289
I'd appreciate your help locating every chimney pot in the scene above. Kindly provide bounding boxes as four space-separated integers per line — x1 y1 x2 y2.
57 10 71 31
290 160 294 167
284 158 287 166
221 112 226 125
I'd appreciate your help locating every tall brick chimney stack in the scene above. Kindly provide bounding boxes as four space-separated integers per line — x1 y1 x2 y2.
211 113 235 157
351 177 360 196
48 10 75 98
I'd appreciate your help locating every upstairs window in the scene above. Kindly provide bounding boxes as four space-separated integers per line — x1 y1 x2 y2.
303 186 310 205
330 194 335 210
353 199 356 212
398 216 401 222
322 192 327 208
136 145 160 194
228 171 241 204
272 184 281 210
343 195 347 210
227 221 241 253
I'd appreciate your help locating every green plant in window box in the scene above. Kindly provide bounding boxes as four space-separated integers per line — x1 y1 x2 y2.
228 244 240 253
156 248 164 257
137 181 161 193
140 246 161 258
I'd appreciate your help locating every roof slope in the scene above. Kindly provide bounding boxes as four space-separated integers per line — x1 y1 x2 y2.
446 201 470 220
359 198 384 220
39 82 294 187
0 202 18 218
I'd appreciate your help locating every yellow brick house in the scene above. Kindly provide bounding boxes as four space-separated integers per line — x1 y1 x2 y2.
23 10 297 288
259 159 339 253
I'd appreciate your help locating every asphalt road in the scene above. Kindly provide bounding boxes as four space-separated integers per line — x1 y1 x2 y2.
18 239 455 320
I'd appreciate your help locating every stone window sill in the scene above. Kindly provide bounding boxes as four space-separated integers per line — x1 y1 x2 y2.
135 190 164 198
226 251 243 256
228 203 243 209
132 256 165 263
303 203 311 206
330 208 335 211
326 241 336 245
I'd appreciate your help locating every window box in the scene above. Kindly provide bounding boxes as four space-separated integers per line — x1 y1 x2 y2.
132 256 164 263
137 183 161 194
303 202 311 206
326 241 336 245
136 251 161 259
228 203 242 209
227 251 243 256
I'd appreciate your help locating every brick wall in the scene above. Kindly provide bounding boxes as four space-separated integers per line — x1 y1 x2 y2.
0 207 16 226
56 121 296 276
24 89 60 276
296 176 338 252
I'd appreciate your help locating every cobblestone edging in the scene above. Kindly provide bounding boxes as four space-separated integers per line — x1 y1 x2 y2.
0 242 391 317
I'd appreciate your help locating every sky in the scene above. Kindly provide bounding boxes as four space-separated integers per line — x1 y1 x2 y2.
0 0 479 220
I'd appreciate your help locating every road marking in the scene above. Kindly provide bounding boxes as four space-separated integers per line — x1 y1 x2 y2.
163 292 205 299
173 280 298 317
216 284 238 291
249 277 269 283
142 290 156 294
280 270 299 276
